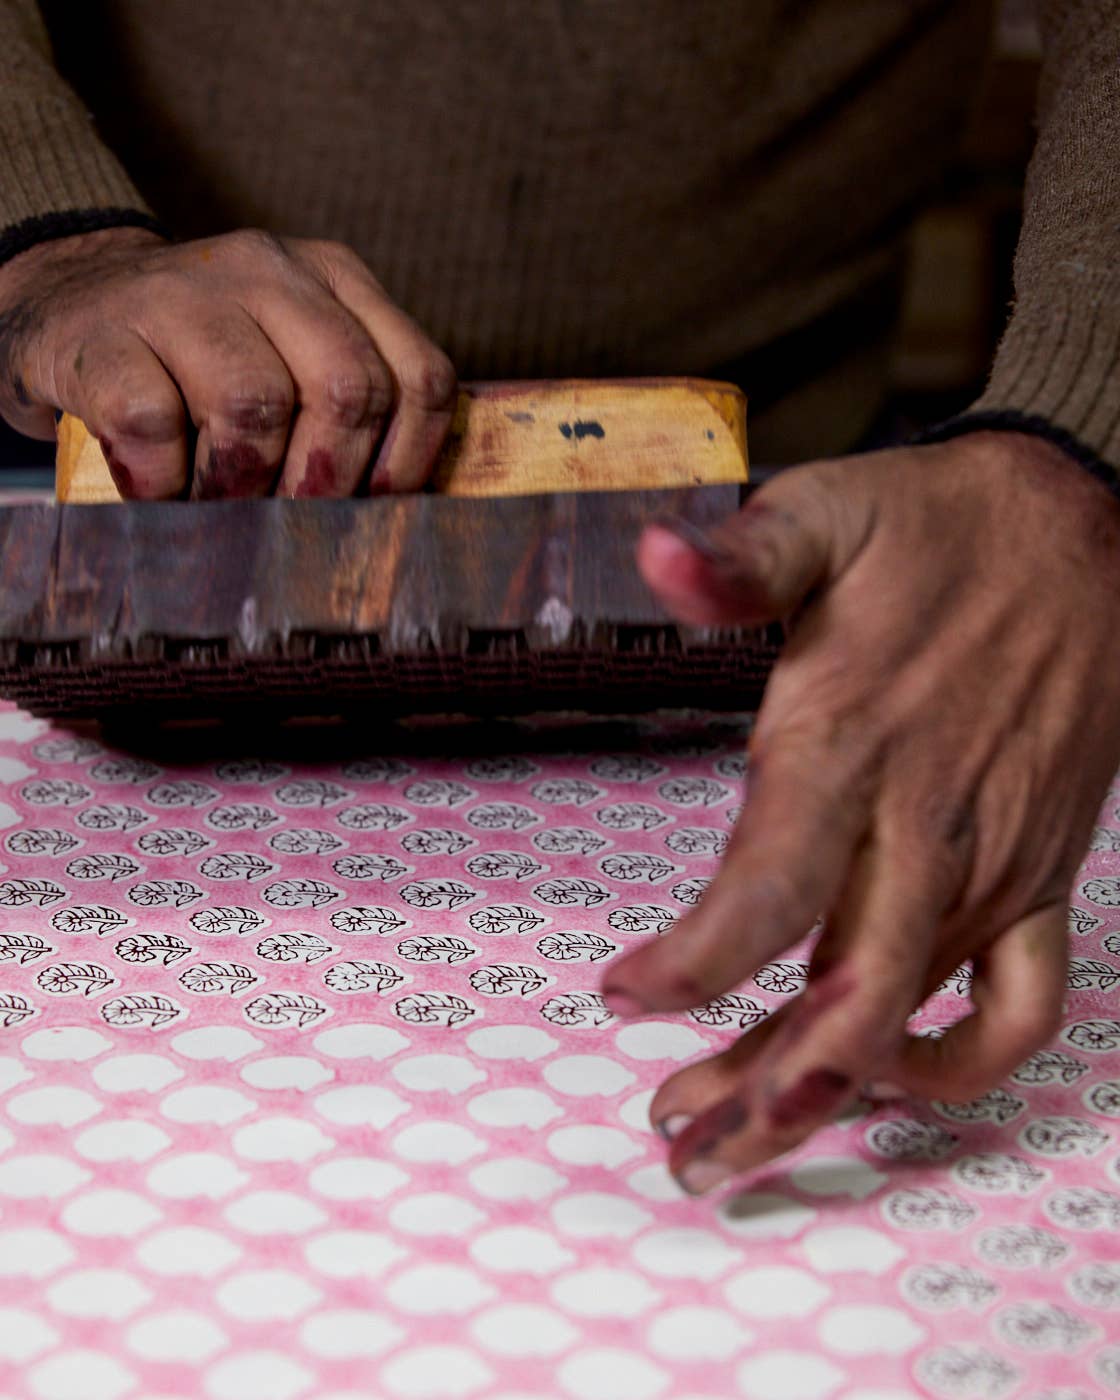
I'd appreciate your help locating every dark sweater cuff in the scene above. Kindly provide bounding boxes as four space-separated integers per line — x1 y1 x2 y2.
0 209 170 269
912 408 1120 501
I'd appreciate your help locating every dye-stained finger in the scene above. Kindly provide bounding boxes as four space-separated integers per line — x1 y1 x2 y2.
883 904 1068 1103
52 332 188 499
601 736 870 1016
146 306 294 500
636 464 869 627
665 841 938 1194
308 242 457 493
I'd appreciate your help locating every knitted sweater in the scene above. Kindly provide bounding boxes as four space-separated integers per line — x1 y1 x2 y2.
1 1 1118 466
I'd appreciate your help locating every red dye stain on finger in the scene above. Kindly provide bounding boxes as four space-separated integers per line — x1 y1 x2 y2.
195 441 270 499
669 1093 748 1175
100 438 134 496
768 1067 852 1129
293 448 338 498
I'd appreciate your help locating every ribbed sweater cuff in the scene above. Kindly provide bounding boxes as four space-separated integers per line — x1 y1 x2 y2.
0 95 161 263
971 276 1120 475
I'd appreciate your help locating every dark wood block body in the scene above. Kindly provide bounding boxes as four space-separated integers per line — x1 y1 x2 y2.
0 486 779 720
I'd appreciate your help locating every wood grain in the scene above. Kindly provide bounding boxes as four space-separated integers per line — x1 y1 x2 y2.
55 378 748 502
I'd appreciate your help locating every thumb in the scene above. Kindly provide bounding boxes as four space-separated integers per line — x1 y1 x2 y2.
638 466 856 625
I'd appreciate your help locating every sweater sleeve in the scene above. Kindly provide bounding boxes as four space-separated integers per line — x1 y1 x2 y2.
0 1 165 266
961 1 1120 472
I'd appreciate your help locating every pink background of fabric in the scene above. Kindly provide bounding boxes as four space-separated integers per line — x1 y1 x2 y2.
0 702 1118 1399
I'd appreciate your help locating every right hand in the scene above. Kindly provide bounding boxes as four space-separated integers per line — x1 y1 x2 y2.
0 226 458 498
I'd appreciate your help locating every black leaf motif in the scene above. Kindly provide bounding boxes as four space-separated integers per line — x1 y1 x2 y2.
467 904 547 937
206 804 281 832
214 760 289 784
0 993 36 1027
1089 826 1120 853
128 879 206 909
397 935 477 964
470 963 551 997
465 757 539 783
1067 905 1103 936
607 904 676 935
65 854 142 883
244 991 329 1028
1020 1116 1109 1159
664 827 728 857
337 804 412 832
115 933 193 966
399 880 478 911
77 803 150 833
269 828 345 856
599 853 678 885
179 961 259 995
466 803 540 832
262 878 342 909
951 1153 1046 1197
90 758 160 785
332 854 411 882
257 932 336 963
101 993 183 1029
1010 1049 1089 1086
0 879 67 908
714 753 747 781
329 906 408 935
532 877 612 908
20 779 92 806
33 736 103 764
657 777 730 808
403 780 475 808
1066 957 1120 991
465 851 544 882
691 993 768 1030
670 878 711 906
588 755 665 783
323 959 406 993
5 828 81 857
395 991 477 1026
0 932 53 965
189 905 266 936
536 931 617 963
1085 1080 1120 1117
976 1225 1069 1270
137 828 212 857
146 780 220 808
539 991 612 1026
51 905 131 936
933 1088 1027 1125
198 853 276 883
884 1187 977 1231
531 778 604 807
274 779 351 808
866 1119 958 1162
532 827 609 856
340 756 414 782
36 962 115 996
594 802 667 832
400 829 475 857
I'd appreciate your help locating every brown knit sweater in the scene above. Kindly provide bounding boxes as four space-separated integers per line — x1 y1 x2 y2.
1 1 1118 467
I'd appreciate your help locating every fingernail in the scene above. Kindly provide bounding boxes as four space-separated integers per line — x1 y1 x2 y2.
656 1112 693 1142
651 516 729 563
768 1068 852 1129
602 987 648 1018
863 1080 907 1101
678 1158 735 1196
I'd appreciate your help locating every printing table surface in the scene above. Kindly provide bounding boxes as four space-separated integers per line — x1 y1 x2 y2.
0 701 1118 1400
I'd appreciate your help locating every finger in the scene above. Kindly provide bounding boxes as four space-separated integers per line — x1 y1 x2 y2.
666 840 938 1194
146 307 293 500
52 333 188 499
312 244 457 492
601 735 870 1016
885 904 1068 1102
637 466 866 626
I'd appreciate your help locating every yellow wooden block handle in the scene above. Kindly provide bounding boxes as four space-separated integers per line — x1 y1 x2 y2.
55 377 748 502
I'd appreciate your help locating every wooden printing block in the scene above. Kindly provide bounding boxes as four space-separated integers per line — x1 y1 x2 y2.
0 380 780 720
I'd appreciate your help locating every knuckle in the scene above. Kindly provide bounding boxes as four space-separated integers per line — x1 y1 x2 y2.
398 349 458 411
100 386 182 443
214 379 294 434
225 227 287 262
322 367 384 428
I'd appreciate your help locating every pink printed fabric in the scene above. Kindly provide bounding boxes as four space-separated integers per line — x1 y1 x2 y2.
0 701 1119 1400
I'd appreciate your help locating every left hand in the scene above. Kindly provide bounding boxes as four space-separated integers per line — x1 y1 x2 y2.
601 430 1120 1195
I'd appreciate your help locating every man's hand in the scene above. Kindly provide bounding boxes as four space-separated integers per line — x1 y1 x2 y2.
0 227 457 498
602 431 1120 1195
